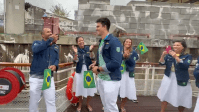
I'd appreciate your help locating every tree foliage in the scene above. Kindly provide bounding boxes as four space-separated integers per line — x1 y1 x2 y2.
25 2 32 11
50 4 70 17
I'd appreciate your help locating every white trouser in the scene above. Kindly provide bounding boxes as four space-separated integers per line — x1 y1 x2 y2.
29 77 56 112
194 92 199 112
95 74 100 95
97 78 120 112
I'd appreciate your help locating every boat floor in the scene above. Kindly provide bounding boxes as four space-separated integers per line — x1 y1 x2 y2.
65 95 197 112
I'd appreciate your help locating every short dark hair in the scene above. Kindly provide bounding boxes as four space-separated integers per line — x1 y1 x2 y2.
76 36 83 43
173 39 187 54
96 17 111 31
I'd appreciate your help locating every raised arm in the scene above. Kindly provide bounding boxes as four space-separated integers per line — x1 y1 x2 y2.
32 38 54 53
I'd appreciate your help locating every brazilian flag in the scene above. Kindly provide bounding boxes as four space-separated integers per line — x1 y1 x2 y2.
42 69 51 90
121 60 126 74
84 71 96 88
137 42 148 55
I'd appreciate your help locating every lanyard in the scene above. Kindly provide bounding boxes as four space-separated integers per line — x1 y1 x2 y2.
48 46 51 67
104 34 109 40
99 34 109 47
79 48 85 53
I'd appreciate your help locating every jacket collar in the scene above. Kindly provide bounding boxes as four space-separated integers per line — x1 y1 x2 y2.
168 53 188 59
78 46 86 53
99 34 112 42
105 34 111 41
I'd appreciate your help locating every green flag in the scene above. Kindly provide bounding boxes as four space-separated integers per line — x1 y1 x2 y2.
137 42 148 55
84 71 96 88
121 60 126 74
42 69 51 90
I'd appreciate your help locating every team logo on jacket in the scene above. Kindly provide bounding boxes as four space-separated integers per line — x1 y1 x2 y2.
188 60 191 63
116 47 120 52
196 63 199 68
54 46 58 49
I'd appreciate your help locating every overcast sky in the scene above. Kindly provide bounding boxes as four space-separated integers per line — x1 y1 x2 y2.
25 0 78 20
0 0 78 19
0 0 3 15
0 0 147 18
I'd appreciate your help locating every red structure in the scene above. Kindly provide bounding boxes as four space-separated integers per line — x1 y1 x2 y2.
43 17 60 34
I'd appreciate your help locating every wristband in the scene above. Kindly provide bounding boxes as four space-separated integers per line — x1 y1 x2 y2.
97 67 100 72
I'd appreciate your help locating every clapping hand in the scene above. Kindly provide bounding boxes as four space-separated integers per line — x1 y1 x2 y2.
123 51 130 58
72 45 78 54
89 45 95 52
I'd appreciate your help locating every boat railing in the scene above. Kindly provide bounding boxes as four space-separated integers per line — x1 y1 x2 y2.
0 62 198 112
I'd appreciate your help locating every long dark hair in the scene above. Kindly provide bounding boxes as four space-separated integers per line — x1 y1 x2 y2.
173 39 187 54
123 38 133 53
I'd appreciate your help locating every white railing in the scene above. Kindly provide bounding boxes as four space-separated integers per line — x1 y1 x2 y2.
0 64 198 112
0 66 75 112
134 65 198 97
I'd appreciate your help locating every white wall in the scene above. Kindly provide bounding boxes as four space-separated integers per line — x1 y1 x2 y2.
5 0 25 34
110 0 146 6
0 0 4 15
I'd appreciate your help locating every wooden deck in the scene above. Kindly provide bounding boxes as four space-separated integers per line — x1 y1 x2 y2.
65 95 197 112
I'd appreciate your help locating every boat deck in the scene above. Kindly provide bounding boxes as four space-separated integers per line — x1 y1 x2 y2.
65 95 197 112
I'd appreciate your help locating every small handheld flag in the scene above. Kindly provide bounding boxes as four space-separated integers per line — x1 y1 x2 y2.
42 69 51 90
84 71 96 88
137 42 148 55
120 60 126 74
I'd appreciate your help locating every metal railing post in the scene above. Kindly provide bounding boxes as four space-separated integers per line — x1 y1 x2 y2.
150 66 155 96
144 66 149 96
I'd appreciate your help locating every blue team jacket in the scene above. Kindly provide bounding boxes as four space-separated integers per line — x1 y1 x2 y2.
96 34 123 81
30 38 59 76
193 56 199 88
123 50 139 73
160 54 192 82
75 46 92 73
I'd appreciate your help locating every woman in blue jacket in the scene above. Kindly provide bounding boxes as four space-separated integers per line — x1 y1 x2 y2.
119 38 139 112
72 36 96 112
158 40 192 112
193 57 199 112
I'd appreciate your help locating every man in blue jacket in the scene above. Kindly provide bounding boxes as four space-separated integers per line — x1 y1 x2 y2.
91 18 123 112
29 28 59 112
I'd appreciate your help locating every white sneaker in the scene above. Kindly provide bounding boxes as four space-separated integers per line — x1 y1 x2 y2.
133 100 138 103
95 92 100 95
102 107 104 111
